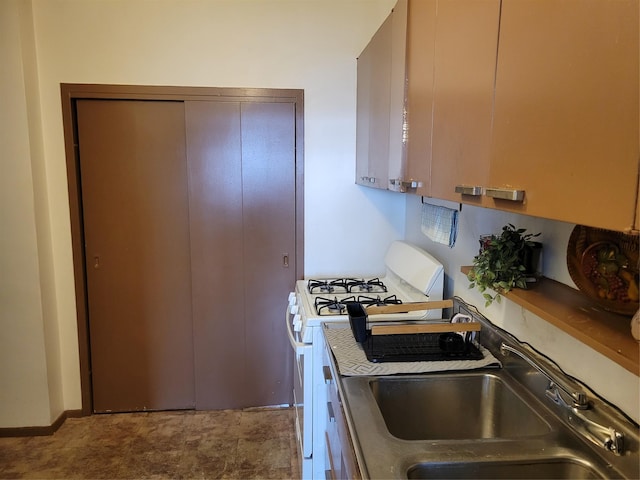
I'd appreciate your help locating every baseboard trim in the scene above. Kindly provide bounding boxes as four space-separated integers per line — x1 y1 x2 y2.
0 409 84 437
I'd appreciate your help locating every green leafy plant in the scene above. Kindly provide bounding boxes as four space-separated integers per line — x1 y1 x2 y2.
468 224 541 306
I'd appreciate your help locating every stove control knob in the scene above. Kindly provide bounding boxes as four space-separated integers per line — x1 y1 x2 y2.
290 305 299 315
288 292 296 305
293 314 302 332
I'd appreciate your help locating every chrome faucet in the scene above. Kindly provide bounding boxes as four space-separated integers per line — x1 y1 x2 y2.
500 342 589 409
499 342 625 455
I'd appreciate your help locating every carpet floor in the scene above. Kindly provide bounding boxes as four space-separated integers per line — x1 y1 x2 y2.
0 407 300 479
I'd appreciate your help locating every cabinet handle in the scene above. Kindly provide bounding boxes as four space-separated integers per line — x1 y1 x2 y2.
360 176 377 184
484 187 525 202
327 401 335 422
455 185 483 196
389 178 424 192
406 180 423 189
323 365 332 384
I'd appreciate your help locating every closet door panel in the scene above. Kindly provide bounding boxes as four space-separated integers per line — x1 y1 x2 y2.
78 99 194 413
186 101 246 410
241 101 296 407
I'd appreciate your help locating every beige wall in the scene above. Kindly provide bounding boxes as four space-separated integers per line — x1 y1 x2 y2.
2 0 399 427
1 0 63 427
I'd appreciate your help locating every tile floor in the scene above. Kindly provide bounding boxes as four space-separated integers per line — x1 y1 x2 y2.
0 407 300 479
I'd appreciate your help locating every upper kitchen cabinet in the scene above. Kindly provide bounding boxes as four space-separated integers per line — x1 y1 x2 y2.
356 0 500 199
487 0 639 233
402 0 437 197
428 0 500 203
356 0 410 191
356 8 393 190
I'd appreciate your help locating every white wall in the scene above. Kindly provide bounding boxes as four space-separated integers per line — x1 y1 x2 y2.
404 195 640 423
2 0 402 426
0 0 63 427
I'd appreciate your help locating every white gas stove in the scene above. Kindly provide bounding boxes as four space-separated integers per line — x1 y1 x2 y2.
285 241 445 479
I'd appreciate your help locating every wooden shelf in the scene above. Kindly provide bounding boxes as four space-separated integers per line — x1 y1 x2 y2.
461 266 639 375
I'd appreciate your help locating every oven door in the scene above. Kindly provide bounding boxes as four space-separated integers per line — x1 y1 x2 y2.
286 296 313 459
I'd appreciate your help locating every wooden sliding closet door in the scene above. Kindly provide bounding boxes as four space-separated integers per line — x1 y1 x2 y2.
186 101 245 409
186 100 295 409
241 101 296 407
77 100 195 413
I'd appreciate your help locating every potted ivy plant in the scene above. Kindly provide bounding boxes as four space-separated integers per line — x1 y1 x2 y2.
468 224 542 306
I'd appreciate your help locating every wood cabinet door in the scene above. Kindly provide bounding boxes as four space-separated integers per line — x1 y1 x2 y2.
356 13 392 189
78 100 195 413
356 34 373 187
429 0 500 203
388 0 408 184
404 0 437 196
489 0 639 231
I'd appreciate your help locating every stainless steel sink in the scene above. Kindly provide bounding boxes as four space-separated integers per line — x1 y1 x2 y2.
332 305 640 480
339 370 636 479
407 458 606 479
369 373 550 440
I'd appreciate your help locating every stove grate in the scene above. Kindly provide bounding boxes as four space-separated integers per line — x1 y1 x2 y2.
358 294 402 307
314 295 358 315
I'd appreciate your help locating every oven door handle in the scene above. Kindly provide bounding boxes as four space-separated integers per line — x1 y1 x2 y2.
286 304 307 352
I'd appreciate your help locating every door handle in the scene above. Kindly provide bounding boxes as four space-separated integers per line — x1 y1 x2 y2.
283 254 289 268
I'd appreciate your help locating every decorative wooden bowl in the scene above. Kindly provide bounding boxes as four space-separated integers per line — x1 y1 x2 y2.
567 226 639 316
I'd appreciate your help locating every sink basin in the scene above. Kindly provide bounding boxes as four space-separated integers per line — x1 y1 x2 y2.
369 373 550 440
407 459 606 479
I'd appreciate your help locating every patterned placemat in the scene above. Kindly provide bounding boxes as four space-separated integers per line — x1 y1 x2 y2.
324 327 501 376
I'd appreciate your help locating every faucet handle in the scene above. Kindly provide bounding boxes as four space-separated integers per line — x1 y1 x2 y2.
545 382 589 410
573 391 589 409
569 408 626 456
604 427 624 455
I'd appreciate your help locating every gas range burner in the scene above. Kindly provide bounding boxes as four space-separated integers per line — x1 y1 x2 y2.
358 294 402 307
308 279 349 294
347 278 388 293
314 296 357 316
307 278 388 294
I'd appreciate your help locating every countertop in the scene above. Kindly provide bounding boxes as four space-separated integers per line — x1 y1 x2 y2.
321 305 640 480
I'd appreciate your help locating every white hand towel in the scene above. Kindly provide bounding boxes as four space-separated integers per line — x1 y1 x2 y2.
421 203 458 247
